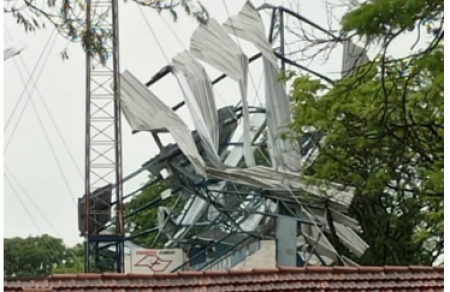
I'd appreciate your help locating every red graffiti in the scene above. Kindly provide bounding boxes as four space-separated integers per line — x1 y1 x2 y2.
134 251 173 272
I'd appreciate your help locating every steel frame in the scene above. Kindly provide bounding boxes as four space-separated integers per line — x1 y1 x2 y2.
83 4 345 273
84 0 124 273
136 6 341 270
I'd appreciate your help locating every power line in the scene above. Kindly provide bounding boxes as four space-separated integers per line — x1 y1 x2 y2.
5 166 85 269
4 172 69 273
4 27 83 267
4 27 57 133
4 171 82 271
5 166 60 235
4 30 59 152
138 5 169 63
4 31 77 205
26 96 78 204
4 173 44 233
5 26 84 180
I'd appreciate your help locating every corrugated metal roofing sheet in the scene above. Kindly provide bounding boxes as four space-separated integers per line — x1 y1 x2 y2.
5 266 444 292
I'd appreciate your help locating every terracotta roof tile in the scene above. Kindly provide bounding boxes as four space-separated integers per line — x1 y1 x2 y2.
358 266 385 273
331 266 359 273
384 266 411 272
252 268 280 274
202 270 229 276
305 266 333 273
4 266 444 292
408 266 434 272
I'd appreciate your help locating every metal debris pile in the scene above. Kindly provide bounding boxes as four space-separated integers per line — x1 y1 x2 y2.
117 2 370 269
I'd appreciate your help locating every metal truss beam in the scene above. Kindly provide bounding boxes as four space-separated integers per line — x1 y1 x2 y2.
84 0 124 273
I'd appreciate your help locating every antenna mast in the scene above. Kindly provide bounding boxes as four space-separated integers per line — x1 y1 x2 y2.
83 0 124 273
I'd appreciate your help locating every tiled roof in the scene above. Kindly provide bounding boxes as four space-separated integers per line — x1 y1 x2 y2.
4 266 444 292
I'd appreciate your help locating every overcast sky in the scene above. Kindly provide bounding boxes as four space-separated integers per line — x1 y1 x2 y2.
3 0 429 246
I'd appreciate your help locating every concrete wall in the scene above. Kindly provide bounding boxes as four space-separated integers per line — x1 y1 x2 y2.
124 253 131 273
124 240 277 273
124 249 185 274
232 240 276 270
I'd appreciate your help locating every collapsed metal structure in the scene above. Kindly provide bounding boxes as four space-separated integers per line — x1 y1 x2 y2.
79 1 370 271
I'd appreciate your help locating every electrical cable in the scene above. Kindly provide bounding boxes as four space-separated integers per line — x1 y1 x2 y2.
4 173 44 234
4 25 85 267
4 27 57 133
5 169 84 270
30 93 78 203
5 26 84 180
138 5 169 64
4 29 59 152
4 173 70 273
5 165 61 236
4 32 78 205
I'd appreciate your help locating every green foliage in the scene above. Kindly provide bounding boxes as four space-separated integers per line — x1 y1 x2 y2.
289 0 443 265
5 0 208 62
124 181 179 248
52 244 84 274
3 183 180 278
4 235 84 278
341 0 443 40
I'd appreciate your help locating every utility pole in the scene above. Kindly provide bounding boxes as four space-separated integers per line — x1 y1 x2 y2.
83 0 124 273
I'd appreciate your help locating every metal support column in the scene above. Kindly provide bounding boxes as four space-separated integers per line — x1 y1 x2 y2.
268 7 277 44
279 9 286 73
83 0 124 273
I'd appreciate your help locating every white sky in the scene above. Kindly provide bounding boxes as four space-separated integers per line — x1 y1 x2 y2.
3 0 432 247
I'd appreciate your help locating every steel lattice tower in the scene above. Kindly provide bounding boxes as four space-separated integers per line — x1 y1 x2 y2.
83 0 124 273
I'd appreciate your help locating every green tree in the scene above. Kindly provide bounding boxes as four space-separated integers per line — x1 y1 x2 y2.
124 181 179 248
288 0 443 265
4 184 179 278
53 244 84 274
4 235 81 278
